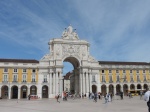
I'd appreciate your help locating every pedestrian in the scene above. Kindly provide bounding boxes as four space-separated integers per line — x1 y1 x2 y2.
56 94 60 103
105 93 108 104
93 93 97 103
28 94 31 100
144 90 150 112
108 93 111 102
140 91 143 100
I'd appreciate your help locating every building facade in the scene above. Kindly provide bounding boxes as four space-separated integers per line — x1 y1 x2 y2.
0 25 149 99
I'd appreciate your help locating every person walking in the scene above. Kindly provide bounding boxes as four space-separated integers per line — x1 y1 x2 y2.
144 90 150 112
56 94 60 103
140 91 143 100
104 93 108 104
28 94 31 100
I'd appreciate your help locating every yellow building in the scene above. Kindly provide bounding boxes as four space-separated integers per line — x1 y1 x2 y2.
99 61 150 96
0 59 39 99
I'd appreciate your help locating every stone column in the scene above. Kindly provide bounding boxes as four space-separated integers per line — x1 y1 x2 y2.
8 87 11 99
86 73 89 93
0 86 1 98
83 73 85 94
80 73 83 98
53 73 56 95
18 87 20 99
49 73 52 98
27 86 30 96
89 73 92 92
55 72 58 95
97 74 101 93
107 86 109 93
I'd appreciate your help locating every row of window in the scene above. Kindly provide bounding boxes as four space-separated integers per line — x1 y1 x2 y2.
3 75 47 82
101 69 150 74
3 68 36 73
101 75 147 82
3 74 36 82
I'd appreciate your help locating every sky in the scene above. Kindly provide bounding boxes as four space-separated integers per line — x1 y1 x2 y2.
0 0 150 74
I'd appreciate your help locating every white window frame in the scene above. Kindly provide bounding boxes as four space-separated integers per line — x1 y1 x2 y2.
22 74 27 82
3 74 8 81
43 75 47 82
123 70 126 73
92 75 96 82
32 74 36 82
130 70 132 73
14 68 18 73
102 75 105 82
4 68 8 73
109 70 112 73
23 69 27 73
13 74 18 82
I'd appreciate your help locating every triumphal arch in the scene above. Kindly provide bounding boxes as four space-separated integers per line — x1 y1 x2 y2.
38 25 100 98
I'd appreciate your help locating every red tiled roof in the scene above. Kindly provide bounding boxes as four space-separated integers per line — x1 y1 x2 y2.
99 61 150 65
0 59 39 63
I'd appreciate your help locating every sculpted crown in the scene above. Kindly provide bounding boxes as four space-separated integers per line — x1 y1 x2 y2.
61 25 79 40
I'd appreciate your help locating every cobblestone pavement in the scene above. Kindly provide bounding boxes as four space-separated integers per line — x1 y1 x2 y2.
0 96 148 112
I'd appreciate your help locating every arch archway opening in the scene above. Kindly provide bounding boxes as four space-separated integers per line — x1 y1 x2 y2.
109 84 114 95
21 85 27 98
1 85 8 99
101 85 106 96
63 57 80 95
42 85 48 98
11 85 18 99
123 84 128 96
92 85 97 93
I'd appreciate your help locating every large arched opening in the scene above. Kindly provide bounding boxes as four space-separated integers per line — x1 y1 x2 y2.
21 85 27 98
42 85 48 98
1 85 8 99
30 85 37 95
63 57 80 95
92 85 97 93
123 84 128 96
11 85 18 99
109 84 114 95
101 84 106 96
116 84 121 93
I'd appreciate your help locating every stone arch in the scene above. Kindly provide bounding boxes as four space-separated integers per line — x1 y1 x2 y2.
63 56 80 95
109 84 114 95
1 85 8 99
92 85 97 93
123 84 128 96
130 84 135 90
101 84 106 96
143 84 148 90
11 85 18 99
137 84 142 89
63 56 80 69
116 84 121 93
42 85 48 98
30 85 37 95
21 85 28 98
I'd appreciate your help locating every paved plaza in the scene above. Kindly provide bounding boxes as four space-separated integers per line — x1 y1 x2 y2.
0 96 148 112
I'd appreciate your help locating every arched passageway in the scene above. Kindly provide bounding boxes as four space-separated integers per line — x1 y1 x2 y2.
143 84 148 90
123 84 128 96
109 84 114 95
63 57 80 95
137 84 141 89
30 85 37 95
130 84 135 90
116 84 121 93
101 85 106 96
42 85 48 98
11 86 18 99
21 85 27 98
92 85 97 93
1 85 8 99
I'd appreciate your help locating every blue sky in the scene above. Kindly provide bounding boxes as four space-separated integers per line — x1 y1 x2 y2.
0 0 150 74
